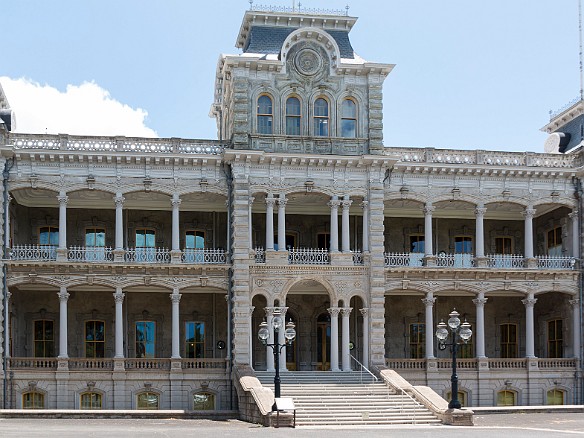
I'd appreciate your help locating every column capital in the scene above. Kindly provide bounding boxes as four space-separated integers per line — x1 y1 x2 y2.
570 298 580 308
341 199 353 209
277 197 288 207
6 290 12 301
248 196 255 206
569 210 579 219
169 293 182 304
522 207 536 219
113 292 125 303
360 200 369 209
341 307 352 317
328 199 341 209
264 307 277 317
274 306 288 315
171 196 182 208
57 194 69 205
265 197 277 208
522 297 537 308
421 297 436 307
475 206 487 217
57 290 70 302
328 307 341 317
473 297 488 306
114 195 125 207
423 204 435 215
359 308 369 317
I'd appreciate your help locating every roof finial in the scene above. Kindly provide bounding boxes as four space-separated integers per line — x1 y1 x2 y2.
345 4 350 16
249 0 254 11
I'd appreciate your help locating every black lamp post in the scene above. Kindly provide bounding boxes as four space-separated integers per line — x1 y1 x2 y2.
435 309 472 410
258 310 296 410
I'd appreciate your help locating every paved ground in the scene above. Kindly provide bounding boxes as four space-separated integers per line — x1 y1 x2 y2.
1 413 584 437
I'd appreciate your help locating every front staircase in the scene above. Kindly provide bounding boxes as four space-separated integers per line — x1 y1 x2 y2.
255 371 441 426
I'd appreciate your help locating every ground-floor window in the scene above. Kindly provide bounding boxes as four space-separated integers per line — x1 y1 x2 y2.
22 391 44 409
137 392 159 410
193 392 215 410
497 390 516 406
85 320 105 358
446 390 467 407
136 321 156 358
547 319 563 358
33 319 54 357
547 389 565 405
500 323 518 358
80 392 102 409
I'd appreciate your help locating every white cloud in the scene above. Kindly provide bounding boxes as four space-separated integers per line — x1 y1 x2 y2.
0 77 158 137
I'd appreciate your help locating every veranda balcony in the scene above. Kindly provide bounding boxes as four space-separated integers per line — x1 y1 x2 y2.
9 245 229 265
253 247 366 265
383 252 577 270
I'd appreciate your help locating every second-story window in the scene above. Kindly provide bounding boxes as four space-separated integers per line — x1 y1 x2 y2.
314 98 329 136
547 226 563 256
39 226 58 259
286 97 301 135
185 230 205 263
86 228 106 261
136 228 156 262
85 320 105 358
495 237 513 254
340 99 357 138
257 95 273 134
136 321 156 358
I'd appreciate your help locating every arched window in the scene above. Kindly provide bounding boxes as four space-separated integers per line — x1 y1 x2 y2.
80 392 102 409
446 390 467 407
22 391 44 409
193 392 216 410
286 97 301 135
547 389 565 405
497 390 516 406
313 98 329 136
340 99 357 137
257 95 273 134
137 391 159 410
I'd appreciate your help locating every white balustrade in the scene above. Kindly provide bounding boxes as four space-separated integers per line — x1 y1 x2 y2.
536 256 577 270
10 244 57 261
254 247 266 264
288 248 330 265
125 247 171 263
181 248 227 264
68 246 114 262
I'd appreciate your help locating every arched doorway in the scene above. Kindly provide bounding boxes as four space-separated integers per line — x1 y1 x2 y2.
286 313 298 370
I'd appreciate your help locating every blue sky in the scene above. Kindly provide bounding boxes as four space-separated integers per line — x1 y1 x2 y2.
1 0 581 152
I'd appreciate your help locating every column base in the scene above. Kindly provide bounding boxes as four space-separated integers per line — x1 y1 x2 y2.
526 258 538 269
56 248 68 262
474 257 489 268
113 358 126 371
170 250 182 264
113 249 125 262
423 256 436 267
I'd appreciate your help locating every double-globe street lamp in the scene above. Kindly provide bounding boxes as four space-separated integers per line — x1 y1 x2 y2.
258 309 296 410
435 309 473 409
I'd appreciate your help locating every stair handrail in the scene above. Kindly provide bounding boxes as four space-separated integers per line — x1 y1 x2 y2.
349 354 378 384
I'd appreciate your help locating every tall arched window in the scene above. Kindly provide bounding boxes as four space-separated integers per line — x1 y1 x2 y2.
257 95 273 134
286 97 301 135
22 391 44 409
80 392 102 409
340 99 357 137
313 98 329 136
137 391 159 410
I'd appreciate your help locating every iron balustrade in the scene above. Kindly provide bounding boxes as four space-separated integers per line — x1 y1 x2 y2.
487 254 525 269
254 247 266 264
124 247 171 263
181 248 227 264
288 248 330 265
10 245 57 261
68 246 114 262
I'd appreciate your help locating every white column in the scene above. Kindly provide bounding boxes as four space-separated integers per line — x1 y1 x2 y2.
341 307 352 371
265 195 275 251
277 195 287 251
341 196 352 252
328 197 340 252
424 203 434 256
57 192 68 250
473 292 488 358
328 307 341 371
422 293 436 359
265 307 275 371
57 287 69 359
475 205 486 258
570 299 581 359
170 289 182 359
523 207 536 259
360 308 369 368
278 307 288 371
570 211 579 257
171 194 181 252
248 197 255 249
4 291 11 358
360 201 369 252
114 194 125 250
113 288 125 358
522 292 537 358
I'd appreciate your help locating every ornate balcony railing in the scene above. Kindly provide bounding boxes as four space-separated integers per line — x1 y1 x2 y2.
352 251 364 265
68 358 114 370
254 247 266 264
181 248 227 264
536 256 576 270
384 252 423 268
436 358 478 370
124 358 171 370
288 248 330 265
7 357 58 369
436 253 474 268
249 3 349 16
181 358 228 370
10 134 224 155
385 357 578 371
385 358 427 370
10 245 57 261
538 358 578 369
487 254 525 269
125 247 171 264
68 246 114 262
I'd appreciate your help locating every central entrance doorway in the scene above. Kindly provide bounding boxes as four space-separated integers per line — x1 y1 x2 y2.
316 313 331 370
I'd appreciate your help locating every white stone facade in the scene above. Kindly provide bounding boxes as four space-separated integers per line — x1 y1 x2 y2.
0 6 582 412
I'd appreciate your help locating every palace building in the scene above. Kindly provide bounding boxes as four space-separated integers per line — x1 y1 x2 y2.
0 5 582 417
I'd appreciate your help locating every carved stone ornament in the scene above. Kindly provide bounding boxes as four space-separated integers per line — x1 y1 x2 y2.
295 48 322 76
